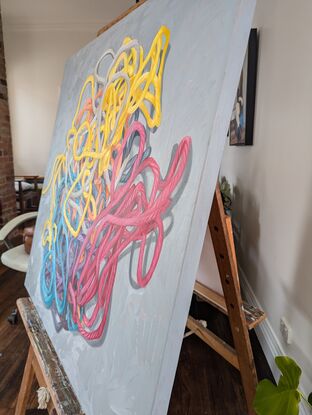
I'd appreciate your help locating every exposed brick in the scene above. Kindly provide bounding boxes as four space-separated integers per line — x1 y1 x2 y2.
0 5 15 224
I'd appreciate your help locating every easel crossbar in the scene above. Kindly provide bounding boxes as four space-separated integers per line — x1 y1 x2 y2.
194 281 266 330
186 316 239 369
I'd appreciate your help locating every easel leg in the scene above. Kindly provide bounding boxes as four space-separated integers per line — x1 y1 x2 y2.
15 346 35 415
230 321 257 415
209 188 257 415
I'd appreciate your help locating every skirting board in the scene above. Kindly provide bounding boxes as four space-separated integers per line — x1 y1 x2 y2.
239 265 310 415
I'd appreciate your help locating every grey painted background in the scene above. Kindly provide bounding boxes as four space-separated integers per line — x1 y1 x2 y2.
25 0 255 413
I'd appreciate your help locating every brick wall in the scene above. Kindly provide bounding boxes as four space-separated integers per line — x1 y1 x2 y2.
0 6 16 226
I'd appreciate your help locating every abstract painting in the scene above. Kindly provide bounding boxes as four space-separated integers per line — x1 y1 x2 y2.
40 26 191 341
25 0 256 414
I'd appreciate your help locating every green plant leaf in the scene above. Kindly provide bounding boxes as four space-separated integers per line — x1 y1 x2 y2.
253 356 302 415
308 392 312 406
275 356 301 391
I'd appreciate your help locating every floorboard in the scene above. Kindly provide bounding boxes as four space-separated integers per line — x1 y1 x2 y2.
0 265 274 414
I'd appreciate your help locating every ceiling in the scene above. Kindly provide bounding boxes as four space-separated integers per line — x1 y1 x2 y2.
0 0 134 31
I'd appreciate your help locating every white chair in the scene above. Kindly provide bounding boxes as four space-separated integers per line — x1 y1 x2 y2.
0 211 38 272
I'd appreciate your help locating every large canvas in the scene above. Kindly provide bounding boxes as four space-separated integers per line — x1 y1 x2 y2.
25 0 255 413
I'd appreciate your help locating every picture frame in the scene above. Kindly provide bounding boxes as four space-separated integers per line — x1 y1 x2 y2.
229 28 259 146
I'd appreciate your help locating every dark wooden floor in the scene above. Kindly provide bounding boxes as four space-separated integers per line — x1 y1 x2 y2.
169 297 274 415
0 265 274 415
0 266 28 414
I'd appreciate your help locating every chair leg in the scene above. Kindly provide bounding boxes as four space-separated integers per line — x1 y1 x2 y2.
8 308 18 325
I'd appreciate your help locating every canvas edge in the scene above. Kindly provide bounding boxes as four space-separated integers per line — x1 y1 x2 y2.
151 0 257 413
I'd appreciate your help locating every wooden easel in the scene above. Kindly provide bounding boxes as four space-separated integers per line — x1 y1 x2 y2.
187 184 265 415
14 298 84 415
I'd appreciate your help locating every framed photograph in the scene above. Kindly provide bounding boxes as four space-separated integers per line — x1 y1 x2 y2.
229 28 258 146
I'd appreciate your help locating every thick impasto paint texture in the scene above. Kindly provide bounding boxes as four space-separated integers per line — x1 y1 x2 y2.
25 0 255 413
40 26 191 341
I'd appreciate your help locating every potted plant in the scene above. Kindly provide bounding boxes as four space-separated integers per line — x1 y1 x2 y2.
253 356 312 415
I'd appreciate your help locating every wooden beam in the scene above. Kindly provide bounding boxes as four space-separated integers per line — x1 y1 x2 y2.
187 316 239 370
16 298 84 415
14 347 35 415
194 281 227 314
97 1 146 37
208 185 258 415
194 281 266 330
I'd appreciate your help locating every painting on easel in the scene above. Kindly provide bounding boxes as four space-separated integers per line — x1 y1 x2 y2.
25 0 255 414
39 26 191 342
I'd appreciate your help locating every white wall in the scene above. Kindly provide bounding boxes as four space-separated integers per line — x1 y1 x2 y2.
4 30 94 175
221 0 312 394
1 0 133 175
